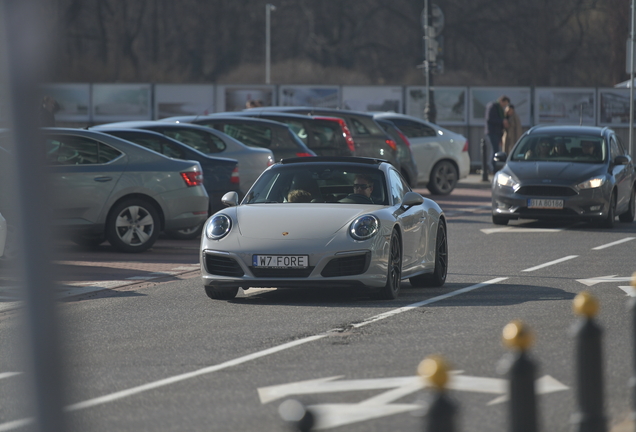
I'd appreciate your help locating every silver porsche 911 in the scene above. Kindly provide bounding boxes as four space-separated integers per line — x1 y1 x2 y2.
200 157 447 300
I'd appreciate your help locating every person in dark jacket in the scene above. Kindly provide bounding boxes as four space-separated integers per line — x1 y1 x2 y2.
39 95 59 127
484 95 510 173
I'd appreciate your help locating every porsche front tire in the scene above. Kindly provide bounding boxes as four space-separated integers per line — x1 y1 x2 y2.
374 230 402 300
204 286 239 300
410 221 447 288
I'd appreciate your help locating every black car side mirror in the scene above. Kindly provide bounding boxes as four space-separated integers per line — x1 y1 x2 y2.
614 155 629 166
494 151 507 162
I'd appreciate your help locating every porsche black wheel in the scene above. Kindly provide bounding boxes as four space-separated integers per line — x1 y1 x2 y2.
375 230 402 300
409 221 447 288
204 286 239 300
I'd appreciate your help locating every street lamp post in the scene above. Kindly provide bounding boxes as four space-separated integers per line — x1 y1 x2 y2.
265 4 276 84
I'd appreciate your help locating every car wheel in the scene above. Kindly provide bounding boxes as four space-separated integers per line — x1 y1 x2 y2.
599 192 616 229
619 185 636 223
106 199 160 253
427 161 458 195
165 222 203 240
204 286 239 300
409 221 448 288
375 230 402 300
492 215 509 225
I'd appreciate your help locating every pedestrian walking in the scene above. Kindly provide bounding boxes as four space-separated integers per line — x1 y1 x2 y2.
502 104 522 155
484 95 510 173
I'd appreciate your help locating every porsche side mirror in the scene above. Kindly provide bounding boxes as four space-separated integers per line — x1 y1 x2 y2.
614 155 629 166
221 191 239 207
494 151 508 162
401 191 424 209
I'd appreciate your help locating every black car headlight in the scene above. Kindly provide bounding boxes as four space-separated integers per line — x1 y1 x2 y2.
349 215 379 241
495 172 519 189
205 214 232 240
577 176 606 190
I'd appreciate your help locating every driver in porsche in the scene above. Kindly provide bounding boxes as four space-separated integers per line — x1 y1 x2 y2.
353 174 374 199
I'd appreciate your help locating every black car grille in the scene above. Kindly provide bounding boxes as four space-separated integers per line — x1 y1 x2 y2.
250 267 315 278
516 186 577 197
321 253 370 278
204 254 244 277
518 208 579 217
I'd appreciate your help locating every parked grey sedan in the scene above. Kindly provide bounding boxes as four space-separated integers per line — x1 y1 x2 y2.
492 125 636 228
44 128 210 252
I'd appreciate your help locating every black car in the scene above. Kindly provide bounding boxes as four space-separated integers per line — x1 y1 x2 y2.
162 115 316 161
94 128 240 218
246 106 401 169
491 125 636 227
218 111 356 158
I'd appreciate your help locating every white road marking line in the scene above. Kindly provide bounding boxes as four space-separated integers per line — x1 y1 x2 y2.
576 275 635 286
0 372 21 380
0 278 507 429
592 237 635 250
522 256 578 272
619 286 636 297
171 266 199 271
481 227 563 234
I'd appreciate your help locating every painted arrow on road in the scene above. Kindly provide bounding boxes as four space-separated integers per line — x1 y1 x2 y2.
258 373 568 429
576 275 635 287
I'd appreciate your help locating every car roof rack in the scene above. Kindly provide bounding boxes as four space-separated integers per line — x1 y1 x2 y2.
280 156 388 165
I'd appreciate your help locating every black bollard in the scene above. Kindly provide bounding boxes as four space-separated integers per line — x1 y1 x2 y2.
481 138 489 182
500 321 538 432
418 355 457 432
279 399 315 432
570 292 607 432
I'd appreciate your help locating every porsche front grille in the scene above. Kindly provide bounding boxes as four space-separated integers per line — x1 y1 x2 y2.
204 254 244 277
321 253 370 277
250 267 314 278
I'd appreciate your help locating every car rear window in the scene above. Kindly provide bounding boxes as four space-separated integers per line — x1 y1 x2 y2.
45 135 122 165
107 132 185 159
150 127 226 154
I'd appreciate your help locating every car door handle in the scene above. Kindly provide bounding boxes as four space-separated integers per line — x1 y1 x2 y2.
94 176 113 182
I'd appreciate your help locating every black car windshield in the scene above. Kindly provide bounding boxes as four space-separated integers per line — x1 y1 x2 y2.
510 135 606 163
243 164 388 205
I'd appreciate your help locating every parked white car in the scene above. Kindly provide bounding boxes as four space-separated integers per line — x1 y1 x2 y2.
373 113 471 195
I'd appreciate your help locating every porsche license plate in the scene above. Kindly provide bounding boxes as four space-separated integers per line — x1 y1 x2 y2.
253 255 309 268
527 199 564 209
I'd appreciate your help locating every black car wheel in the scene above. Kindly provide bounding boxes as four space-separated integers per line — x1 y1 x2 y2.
427 161 458 195
599 192 616 229
375 230 402 300
410 221 448 288
204 286 239 300
165 222 203 240
106 198 160 253
619 185 636 223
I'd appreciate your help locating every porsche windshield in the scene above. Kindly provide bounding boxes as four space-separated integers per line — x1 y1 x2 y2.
509 135 606 163
243 164 388 205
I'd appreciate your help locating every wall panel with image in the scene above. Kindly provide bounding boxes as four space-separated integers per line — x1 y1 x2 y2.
92 84 152 123
277 85 340 108
406 86 467 125
39 83 91 123
598 88 634 126
341 86 403 113
155 84 215 119
216 85 275 112
534 87 596 125
469 87 532 126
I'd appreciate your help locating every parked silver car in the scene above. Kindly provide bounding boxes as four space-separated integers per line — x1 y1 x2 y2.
43 128 210 252
92 121 274 194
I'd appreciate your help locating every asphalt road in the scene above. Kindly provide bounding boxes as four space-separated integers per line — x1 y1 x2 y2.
1 182 636 432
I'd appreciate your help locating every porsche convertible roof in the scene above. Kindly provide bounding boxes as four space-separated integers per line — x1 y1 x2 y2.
280 156 388 165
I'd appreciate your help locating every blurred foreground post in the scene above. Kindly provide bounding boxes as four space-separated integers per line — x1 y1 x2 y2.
418 354 456 432
499 320 538 432
1 1 66 431
629 273 636 422
571 292 606 432
279 399 315 432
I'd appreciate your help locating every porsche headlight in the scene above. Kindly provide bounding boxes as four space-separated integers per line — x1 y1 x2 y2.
577 176 606 189
495 172 518 188
349 215 379 241
205 214 232 240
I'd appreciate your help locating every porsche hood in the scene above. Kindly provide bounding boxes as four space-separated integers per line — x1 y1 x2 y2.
235 204 381 239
